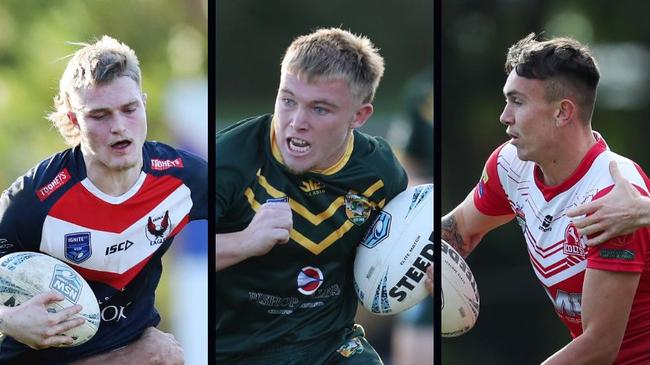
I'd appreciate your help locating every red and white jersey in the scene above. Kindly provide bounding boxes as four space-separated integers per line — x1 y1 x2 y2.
474 135 650 364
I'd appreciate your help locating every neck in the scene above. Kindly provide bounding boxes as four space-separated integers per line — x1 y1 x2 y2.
83 157 143 197
536 128 597 186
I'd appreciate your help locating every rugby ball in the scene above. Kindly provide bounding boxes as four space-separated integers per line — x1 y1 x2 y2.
0 252 100 346
354 184 433 315
441 239 479 337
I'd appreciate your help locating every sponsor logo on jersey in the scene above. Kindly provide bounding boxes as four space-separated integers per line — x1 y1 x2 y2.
299 179 325 196
65 232 92 263
539 214 553 232
265 196 288 203
50 264 82 303
360 212 391 248
337 337 364 358
150 157 184 171
105 240 134 255
101 302 131 323
345 192 372 225
552 289 582 318
36 168 71 202
599 248 635 260
297 266 323 295
477 168 489 198
145 211 172 246
563 223 585 257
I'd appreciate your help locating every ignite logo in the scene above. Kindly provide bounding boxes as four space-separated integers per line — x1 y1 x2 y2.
297 266 323 295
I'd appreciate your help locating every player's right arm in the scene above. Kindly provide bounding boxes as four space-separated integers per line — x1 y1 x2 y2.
216 202 293 271
442 189 514 258
0 291 84 349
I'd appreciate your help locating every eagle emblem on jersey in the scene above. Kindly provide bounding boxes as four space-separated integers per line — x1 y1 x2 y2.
64 232 92 263
145 211 172 246
345 192 372 226
563 223 585 258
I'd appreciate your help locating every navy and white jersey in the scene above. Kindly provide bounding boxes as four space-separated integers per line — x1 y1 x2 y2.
0 141 207 364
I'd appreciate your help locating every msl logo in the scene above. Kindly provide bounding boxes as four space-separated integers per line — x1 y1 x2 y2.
145 211 172 246
49 265 82 303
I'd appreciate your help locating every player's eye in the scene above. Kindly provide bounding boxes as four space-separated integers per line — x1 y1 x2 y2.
89 113 108 120
281 98 296 107
313 106 329 115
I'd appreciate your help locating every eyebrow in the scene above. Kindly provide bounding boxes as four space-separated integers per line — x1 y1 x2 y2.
504 90 523 98
84 100 140 114
278 88 339 109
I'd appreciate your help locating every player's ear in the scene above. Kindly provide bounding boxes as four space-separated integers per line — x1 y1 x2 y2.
351 103 374 129
142 93 147 107
67 112 79 127
555 99 575 127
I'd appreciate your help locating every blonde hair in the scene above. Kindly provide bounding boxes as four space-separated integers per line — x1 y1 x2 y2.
281 28 385 104
48 36 142 146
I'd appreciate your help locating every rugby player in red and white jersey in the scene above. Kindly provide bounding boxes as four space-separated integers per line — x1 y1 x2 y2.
442 33 650 364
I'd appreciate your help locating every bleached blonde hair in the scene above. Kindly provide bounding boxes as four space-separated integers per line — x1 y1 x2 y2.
48 36 142 146
281 28 385 104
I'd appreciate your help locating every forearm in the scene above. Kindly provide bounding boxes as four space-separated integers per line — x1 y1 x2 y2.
216 231 249 271
541 332 617 365
441 213 481 258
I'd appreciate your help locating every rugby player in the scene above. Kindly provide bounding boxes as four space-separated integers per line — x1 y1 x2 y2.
442 33 650 364
0 36 206 364
216 28 408 364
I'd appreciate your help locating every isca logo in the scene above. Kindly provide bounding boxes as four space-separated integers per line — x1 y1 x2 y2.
297 266 323 295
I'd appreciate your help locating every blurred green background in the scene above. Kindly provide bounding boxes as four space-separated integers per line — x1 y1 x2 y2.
0 1 207 364
442 0 650 363
216 0 433 363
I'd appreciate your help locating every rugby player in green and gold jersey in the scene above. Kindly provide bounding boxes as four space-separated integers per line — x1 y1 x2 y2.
215 28 408 364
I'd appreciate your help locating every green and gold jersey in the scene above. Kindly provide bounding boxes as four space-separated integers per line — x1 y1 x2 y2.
216 114 407 360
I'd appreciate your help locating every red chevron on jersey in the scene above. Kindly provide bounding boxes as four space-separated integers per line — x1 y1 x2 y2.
39 173 193 289
47 174 185 232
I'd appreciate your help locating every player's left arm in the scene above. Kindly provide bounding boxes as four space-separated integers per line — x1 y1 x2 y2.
541 268 640 365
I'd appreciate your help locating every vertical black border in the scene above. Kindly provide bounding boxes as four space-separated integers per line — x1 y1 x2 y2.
207 0 216 364
433 0 442 364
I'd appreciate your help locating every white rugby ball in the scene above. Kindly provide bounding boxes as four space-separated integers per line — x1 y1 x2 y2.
354 184 433 315
0 252 100 346
441 239 479 337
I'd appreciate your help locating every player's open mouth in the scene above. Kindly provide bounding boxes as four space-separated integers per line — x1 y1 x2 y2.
287 137 311 154
110 140 132 150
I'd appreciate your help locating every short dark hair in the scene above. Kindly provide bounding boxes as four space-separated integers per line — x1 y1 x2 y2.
505 33 600 122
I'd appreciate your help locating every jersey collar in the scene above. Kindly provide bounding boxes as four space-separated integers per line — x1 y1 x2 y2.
534 131 608 201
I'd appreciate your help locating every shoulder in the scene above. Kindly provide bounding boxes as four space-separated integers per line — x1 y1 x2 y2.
352 130 404 175
217 114 271 145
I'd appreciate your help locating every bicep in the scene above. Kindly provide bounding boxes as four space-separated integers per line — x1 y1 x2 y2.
581 268 640 354
442 188 514 257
